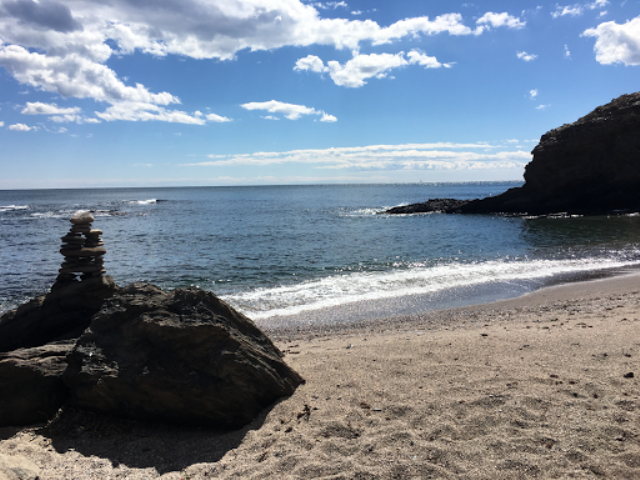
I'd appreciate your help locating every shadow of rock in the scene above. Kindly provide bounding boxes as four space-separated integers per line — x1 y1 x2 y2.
0 426 24 442
40 402 281 474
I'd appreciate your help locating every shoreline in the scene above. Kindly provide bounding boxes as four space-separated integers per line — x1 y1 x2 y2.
261 268 640 341
2 272 640 478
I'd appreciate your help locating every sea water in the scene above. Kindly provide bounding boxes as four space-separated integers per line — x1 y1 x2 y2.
2 183 640 326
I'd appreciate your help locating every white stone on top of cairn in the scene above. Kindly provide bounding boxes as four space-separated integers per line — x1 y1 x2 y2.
70 210 94 225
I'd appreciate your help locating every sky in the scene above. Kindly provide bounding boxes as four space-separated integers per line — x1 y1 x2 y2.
1 0 639 189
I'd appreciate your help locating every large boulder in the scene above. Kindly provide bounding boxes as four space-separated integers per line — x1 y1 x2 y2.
0 276 117 353
63 284 304 429
462 92 640 215
0 342 73 427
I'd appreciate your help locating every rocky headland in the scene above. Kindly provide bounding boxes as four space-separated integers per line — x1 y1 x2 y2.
386 91 640 216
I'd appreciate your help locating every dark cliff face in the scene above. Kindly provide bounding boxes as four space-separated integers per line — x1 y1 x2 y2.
462 92 640 215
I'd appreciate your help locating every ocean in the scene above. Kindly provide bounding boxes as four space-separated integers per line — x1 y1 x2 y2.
2 183 640 327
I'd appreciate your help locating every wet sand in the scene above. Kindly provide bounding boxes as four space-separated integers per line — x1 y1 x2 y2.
1 273 639 479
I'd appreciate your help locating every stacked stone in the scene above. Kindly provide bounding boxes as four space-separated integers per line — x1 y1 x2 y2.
55 211 106 284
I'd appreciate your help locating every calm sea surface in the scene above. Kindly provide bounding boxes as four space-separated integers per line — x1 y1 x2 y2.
2 183 640 325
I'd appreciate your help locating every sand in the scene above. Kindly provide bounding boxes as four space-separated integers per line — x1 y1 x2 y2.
1 274 639 479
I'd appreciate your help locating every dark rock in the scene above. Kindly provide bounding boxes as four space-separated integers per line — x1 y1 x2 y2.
59 246 106 257
462 92 640 215
63 284 304 429
384 198 470 215
0 276 117 353
0 342 73 427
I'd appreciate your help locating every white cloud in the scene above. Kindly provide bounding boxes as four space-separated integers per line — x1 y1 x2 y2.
185 142 530 171
0 2 525 124
0 121 4 127
326 52 410 88
312 1 347 10
529 89 538 99
536 104 549 110
241 100 316 120
351 11 361 16
0 1 513 66
0 45 177 105
241 99 336 121
49 114 82 123
552 0 609 18
476 12 525 31
407 50 450 68
206 113 232 123
552 5 583 18
261 115 280 120
21 102 81 116
297 49 451 87
517 51 538 61
564 44 572 58
583 16 640 65
294 54 329 73
95 102 206 124
55 127 67 134
21 101 104 123
9 123 32 131
320 112 337 122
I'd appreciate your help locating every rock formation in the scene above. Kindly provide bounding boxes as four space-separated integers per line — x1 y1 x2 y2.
0 214 303 429
464 92 640 215
0 342 73 426
0 211 116 352
63 284 304 429
384 199 470 215
385 92 640 216
54 210 106 289
0 275 117 353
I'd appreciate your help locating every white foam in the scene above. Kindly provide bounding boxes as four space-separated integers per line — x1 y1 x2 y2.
223 257 640 319
129 199 156 205
30 211 70 219
0 205 28 212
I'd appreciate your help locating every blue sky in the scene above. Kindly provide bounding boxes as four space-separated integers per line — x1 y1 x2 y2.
1 0 639 189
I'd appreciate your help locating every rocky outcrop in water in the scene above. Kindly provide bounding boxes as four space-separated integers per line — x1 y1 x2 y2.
384 199 470 215
385 92 640 216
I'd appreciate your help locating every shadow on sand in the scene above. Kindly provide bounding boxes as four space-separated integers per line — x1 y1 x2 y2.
38 403 281 475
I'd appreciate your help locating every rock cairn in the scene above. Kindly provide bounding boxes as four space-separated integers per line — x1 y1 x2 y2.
55 211 106 286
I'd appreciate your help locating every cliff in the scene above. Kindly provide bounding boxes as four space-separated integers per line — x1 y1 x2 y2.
461 92 640 215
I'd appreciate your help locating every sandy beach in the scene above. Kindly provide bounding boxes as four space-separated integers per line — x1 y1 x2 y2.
1 273 639 479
